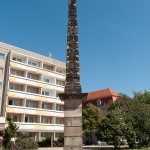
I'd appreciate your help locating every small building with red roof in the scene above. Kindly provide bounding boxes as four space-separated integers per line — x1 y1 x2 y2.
83 88 120 114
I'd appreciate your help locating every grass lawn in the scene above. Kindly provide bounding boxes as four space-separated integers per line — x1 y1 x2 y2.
130 148 150 150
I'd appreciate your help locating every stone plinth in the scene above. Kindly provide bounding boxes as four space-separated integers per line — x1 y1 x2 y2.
59 93 87 150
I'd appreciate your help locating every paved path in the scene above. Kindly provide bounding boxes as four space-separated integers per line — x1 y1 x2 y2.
39 148 62 150
38 145 128 150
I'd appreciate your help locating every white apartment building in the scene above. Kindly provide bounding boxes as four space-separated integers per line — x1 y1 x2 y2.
0 42 65 140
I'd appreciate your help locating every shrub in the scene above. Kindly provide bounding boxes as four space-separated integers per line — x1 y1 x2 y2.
57 133 64 145
38 135 52 147
15 133 38 150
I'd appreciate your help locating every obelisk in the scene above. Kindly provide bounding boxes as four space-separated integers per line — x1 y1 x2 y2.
59 0 87 149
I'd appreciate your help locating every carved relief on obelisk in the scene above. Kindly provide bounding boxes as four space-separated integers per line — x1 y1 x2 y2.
65 0 81 93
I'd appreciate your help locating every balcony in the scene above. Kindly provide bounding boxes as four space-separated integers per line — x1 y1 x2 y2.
6 106 64 117
10 68 25 77
9 75 64 92
10 61 65 80
14 123 64 132
8 91 64 105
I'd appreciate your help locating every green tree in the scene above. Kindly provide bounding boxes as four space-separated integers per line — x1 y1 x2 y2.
82 103 103 144
96 110 131 149
133 91 150 104
3 114 19 149
109 93 150 148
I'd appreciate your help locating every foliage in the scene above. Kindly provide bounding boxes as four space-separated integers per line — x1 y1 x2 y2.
108 94 132 112
57 133 64 146
96 109 136 149
3 114 19 149
107 92 150 148
83 103 103 144
38 134 52 147
133 90 150 104
15 132 38 149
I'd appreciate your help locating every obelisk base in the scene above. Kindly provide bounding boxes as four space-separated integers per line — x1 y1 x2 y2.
59 93 87 150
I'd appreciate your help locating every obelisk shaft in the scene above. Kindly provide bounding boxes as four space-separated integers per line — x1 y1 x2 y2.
65 0 81 93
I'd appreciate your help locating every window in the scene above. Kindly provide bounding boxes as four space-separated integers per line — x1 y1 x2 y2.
0 53 5 60
10 85 20 91
97 100 102 107
28 62 37 66
42 91 49 96
11 70 22 76
0 68 3 74
12 57 22 62
28 74 36 80
25 116 34 123
28 132 35 138
56 105 62 111
13 116 18 122
56 119 62 124
9 100 19 106
43 65 53 71
27 87 37 94
55 133 62 138
42 90 54 96
41 132 50 138
44 79 49 83
41 118 49 124
42 104 49 110
56 80 64 86
26 101 34 108
43 77 55 84
56 69 62 74
0 82 2 89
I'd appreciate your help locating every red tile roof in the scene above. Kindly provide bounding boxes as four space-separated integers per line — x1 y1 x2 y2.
86 88 120 101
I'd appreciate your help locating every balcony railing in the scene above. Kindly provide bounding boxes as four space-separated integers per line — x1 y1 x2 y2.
5 122 64 132
10 61 66 78
8 91 64 105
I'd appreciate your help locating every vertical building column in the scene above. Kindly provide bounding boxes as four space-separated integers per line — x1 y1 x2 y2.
21 114 25 122
26 56 28 64
36 132 41 141
24 84 27 93
38 101 42 109
52 116 56 124
38 115 41 124
52 103 56 110
23 99 26 107
40 74 43 82
40 61 43 68
54 65 56 73
25 71 28 78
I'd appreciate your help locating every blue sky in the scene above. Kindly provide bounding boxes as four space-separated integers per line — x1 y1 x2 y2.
0 0 150 97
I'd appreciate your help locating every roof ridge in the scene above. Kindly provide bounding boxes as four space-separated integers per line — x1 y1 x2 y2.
108 88 120 96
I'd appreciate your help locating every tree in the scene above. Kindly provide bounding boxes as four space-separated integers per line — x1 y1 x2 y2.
96 110 135 149
108 93 150 148
3 114 19 149
82 103 103 144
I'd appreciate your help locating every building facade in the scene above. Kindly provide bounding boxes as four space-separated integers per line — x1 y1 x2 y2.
83 88 120 114
0 42 65 140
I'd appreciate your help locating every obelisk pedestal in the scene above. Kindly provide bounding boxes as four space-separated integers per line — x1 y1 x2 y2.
59 93 87 150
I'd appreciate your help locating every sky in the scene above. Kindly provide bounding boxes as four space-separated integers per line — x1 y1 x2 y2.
0 0 150 97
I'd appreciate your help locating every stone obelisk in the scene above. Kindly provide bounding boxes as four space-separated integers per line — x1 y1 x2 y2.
59 0 87 149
